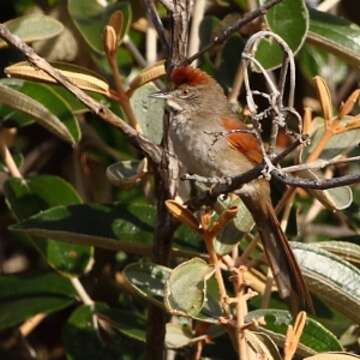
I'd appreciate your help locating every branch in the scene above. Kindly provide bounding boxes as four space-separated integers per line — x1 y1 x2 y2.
143 0 170 58
0 24 162 165
187 138 303 209
272 171 360 190
183 0 282 65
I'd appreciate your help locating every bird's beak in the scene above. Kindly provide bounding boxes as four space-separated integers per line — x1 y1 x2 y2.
149 90 170 99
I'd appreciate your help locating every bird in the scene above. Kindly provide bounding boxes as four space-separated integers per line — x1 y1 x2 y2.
152 66 313 315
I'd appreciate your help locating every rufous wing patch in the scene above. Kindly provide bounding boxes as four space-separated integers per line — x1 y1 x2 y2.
171 66 213 87
221 117 262 164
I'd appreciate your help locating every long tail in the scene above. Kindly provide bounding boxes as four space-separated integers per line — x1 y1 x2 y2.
241 183 314 315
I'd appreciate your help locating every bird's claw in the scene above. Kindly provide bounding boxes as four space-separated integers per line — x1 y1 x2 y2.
261 157 276 181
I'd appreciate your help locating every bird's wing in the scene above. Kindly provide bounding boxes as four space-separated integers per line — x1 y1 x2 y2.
221 117 262 164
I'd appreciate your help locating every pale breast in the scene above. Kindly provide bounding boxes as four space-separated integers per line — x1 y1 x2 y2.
169 114 229 177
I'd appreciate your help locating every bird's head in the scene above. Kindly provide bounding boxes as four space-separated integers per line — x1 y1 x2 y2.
151 66 228 115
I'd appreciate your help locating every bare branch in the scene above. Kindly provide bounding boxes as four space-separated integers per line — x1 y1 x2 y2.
273 172 360 190
0 24 163 165
282 155 360 173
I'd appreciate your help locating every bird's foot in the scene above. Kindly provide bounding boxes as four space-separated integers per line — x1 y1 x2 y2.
262 157 277 181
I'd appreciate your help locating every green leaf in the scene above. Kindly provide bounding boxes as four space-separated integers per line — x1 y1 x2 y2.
307 9 360 68
302 119 360 161
123 261 170 308
292 242 360 323
10 202 155 255
0 272 75 330
297 44 347 85
0 81 78 144
63 304 133 359
256 0 309 69
5 176 93 276
312 241 360 266
106 159 146 188
96 307 146 343
68 0 132 54
246 309 343 357
214 197 254 255
299 118 358 210
165 322 194 349
130 82 164 145
0 15 63 49
165 258 214 317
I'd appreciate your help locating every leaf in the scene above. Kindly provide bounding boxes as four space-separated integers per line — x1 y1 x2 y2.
246 309 343 357
305 353 360 360
298 169 353 210
9 200 201 256
165 258 214 317
311 241 360 266
256 0 309 69
5 176 93 276
106 159 147 188
68 0 132 54
246 331 282 360
297 44 347 85
214 196 254 255
303 120 360 161
307 9 360 68
0 82 77 144
5 62 111 97
10 202 155 254
292 242 360 323
96 307 146 343
299 118 358 210
63 304 134 359
123 261 170 308
0 15 63 49
130 82 164 145
165 323 194 349
0 272 75 330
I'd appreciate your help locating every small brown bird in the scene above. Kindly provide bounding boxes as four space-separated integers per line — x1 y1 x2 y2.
153 66 313 314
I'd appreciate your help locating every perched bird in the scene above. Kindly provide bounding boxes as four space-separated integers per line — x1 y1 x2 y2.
152 66 313 314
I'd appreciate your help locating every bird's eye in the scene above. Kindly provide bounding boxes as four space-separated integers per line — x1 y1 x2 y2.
182 89 190 96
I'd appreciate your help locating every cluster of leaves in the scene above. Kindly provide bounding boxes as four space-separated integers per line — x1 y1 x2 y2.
0 0 359 359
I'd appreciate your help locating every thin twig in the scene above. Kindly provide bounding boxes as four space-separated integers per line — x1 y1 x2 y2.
184 0 282 65
282 155 360 173
123 35 148 67
272 171 360 189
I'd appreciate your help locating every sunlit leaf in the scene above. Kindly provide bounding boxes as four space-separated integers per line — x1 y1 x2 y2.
247 309 343 357
165 258 214 317
256 0 309 69
0 82 76 144
0 15 63 49
293 242 360 323
68 0 132 54
307 9 360 67
5 62 111 97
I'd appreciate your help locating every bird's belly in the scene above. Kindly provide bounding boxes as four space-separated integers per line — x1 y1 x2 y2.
170 119 227 177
